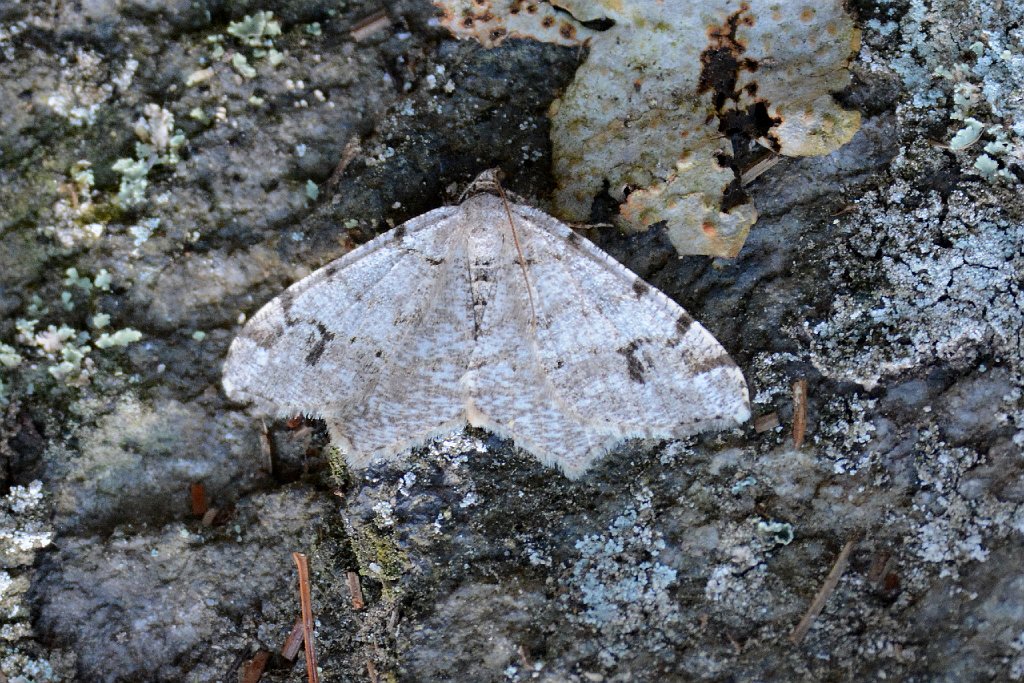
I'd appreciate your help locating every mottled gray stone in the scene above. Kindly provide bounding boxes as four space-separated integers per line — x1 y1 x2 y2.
1 0 1022 681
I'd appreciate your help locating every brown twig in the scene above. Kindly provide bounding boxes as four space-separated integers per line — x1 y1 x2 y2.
346 571 366 610
327 137 362 188
740 154 782 186
240 650 270 683
200 507 219 527
292 552 320 683
280 616 304 661
189 482 208 516
791 379 808 449
259 419 274 473
366 659 379 683
350 10 391 42
496 181 537 330
789 537 857 644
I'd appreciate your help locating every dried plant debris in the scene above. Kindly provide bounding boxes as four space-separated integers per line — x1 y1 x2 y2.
435 0 861 256
223 180 750 478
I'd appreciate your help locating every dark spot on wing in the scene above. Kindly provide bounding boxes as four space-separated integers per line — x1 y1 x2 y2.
393 225 407 241
632 279 650 298
246 322 282 349
426 256 444 266
676 313 694 335
280 290 298 325
323 261 341 278
304 320 336 366
566 231 582 247
617 340 646 384
688 353 736 375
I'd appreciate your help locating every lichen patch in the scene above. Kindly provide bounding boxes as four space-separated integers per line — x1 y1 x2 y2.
434 0 861 257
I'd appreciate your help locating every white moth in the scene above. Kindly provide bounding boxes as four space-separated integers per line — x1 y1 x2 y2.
223 177 750 478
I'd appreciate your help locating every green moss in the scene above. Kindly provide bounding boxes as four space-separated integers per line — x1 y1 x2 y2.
76 201 125 225
349 523 410 596
325 445 351 489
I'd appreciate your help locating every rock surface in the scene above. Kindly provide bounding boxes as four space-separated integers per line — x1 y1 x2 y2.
0 0 1022 681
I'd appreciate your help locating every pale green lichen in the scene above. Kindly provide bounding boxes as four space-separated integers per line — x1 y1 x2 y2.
809 178 1023 390
231 53 257 79
41 161 107 248
949 117 985 150
757 519 795 546
973 153 1000 178
206 33 226 59
63 268 92 292
227 11 282 47
1 268 140 393
565 488 679 666
0 479 70 680
0 343 23 368
184 67 214 87
93 269 112 291
128 217 161 245
94 329 143 349
889 0 1024 183
305 179 319 200
112 104 186 208
110 158 150 208
189 107 210 124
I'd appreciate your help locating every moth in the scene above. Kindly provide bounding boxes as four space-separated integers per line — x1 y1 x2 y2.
223 174 750 478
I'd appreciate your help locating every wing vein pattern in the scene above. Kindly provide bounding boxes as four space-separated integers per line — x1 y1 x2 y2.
223 193 750 478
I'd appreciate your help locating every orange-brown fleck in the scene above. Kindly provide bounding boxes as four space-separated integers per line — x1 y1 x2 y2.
462 16 474 28
560 22 576 40
478 12 493 22
800 8 815 21
826 21 838 35
527 3 538 13
190 482 208 517
702 221 717 236
541 15 555 28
